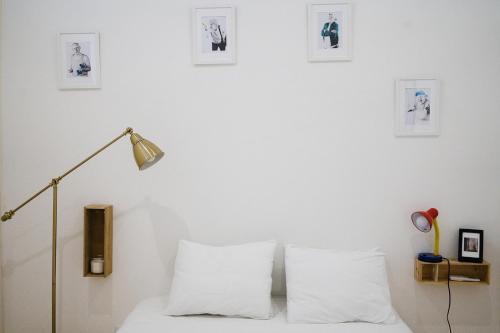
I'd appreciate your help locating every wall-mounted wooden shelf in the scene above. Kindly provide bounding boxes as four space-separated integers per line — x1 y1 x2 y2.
83 205 113 277
415 259 490 285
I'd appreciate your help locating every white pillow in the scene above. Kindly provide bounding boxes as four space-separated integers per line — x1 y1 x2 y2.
285 245 397 324
164 240 276 319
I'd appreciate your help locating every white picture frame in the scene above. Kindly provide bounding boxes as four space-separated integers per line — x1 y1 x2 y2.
58 32 101 90
307 2 352 62
395 78 440 136
192 6 236 65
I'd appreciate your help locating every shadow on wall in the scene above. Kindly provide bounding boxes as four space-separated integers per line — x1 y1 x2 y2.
409 235 494 330
411 231 494 328
113 196 190 282
108 197 190 326
271 245 286 296
145 196 191 282
2 197 191 332
413 284 493 329
2 226 85 332
1 229 82 279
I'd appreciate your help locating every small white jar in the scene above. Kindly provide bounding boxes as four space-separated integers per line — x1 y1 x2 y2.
90 257 104 274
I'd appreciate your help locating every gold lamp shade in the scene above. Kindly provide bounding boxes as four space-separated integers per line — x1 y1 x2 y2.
130 133 165 170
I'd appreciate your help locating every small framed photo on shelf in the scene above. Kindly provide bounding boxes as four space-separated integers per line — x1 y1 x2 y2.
58 32 101 89
192 6 236 65
458 228 483 263
395 78 440 136
307 2 352 62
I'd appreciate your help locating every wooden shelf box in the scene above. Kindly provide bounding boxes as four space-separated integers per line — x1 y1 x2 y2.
415 259 490 285
83 205 113 277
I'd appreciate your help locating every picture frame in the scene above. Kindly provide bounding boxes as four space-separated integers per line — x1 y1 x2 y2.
192 6 236 65
458 228 483 263
395 78 440 136
58 32 101 90
307 2 352 62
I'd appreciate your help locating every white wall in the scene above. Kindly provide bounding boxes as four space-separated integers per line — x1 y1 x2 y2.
0 0 4 329
1 0 500 332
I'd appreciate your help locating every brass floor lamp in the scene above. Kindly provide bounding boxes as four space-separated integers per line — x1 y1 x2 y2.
1 127 164 333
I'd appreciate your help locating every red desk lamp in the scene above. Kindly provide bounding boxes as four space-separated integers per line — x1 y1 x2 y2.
411 208 443 263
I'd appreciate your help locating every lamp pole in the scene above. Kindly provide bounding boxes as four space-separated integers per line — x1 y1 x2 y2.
1 127 164 333
52 180 58 333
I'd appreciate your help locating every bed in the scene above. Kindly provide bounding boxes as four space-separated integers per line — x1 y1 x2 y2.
118 296 413 333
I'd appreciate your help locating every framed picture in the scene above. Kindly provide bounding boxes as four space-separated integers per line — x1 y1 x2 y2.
395 78 440 136
58 32 101 89
192 6 236 65
307 2 352 62
458 228 483 263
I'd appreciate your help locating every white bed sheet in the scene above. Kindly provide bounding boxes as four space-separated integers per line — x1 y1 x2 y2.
118 296 413 333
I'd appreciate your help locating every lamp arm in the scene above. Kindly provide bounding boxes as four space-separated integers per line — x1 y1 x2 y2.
57 127 133 182
433 218 440 256
1 127 134 222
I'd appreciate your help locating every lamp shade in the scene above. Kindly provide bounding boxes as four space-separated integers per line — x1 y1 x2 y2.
130 133 164 170
411 208 438 233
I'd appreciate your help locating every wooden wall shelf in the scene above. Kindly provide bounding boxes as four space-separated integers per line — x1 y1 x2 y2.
415 259 490 285
83 205 113 277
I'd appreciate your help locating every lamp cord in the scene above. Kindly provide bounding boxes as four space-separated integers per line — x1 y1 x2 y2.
443 257 452 333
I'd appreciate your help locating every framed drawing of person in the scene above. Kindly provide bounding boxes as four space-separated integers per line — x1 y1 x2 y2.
307 2 352 62
395 78 440 136
192 6 236 65
58 32 101 89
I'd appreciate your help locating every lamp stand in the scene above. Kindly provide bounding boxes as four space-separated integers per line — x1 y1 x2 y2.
1 127 164 333
432 218 440 256
418 218 443 263
51 180 58 333
2 130 130 333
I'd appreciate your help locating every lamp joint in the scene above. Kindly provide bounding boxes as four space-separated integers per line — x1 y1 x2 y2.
125 127 134 135
51 178 60 186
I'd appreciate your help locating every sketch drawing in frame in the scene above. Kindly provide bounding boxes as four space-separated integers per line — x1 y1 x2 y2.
308 2 352 62
58 32 101 89
395 78 440 136
192 6 236 65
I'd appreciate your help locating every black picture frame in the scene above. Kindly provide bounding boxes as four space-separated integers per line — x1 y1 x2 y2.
458 228 483 263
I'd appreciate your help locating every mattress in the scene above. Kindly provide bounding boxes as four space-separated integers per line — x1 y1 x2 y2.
118 296 413 333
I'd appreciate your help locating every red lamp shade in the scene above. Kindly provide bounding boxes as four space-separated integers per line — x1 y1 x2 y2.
411 208 439 233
